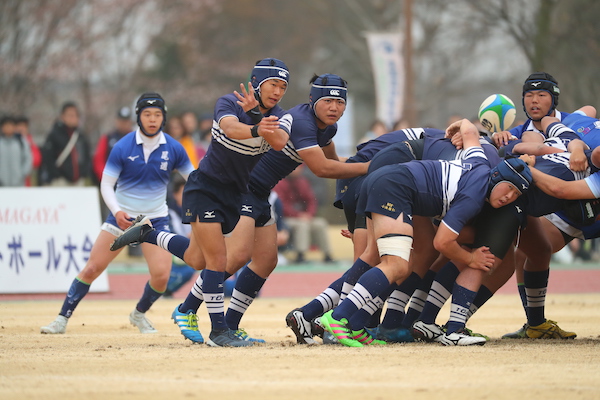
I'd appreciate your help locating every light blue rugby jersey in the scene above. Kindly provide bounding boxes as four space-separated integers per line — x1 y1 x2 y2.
104 129 194 218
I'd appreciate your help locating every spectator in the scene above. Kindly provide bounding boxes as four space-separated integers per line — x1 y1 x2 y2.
92 107 133 185
181 110 208 162
196 112 213 160
14 115 41 186
167 114 200 168
0 115 32 187
39 101 91 186
358 119 387 145
274 165 334 263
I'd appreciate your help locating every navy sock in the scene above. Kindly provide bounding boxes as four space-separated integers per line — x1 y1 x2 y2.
145 230 189 261
202 269 227 330
302 273 346 321
403 269 436 328
445 283 477 334
225 266 266 330
518 283 527 307
136 281 164 313
179 270 205 313
524 269 549 326
419 262 459 324
473 285 493 309
333 267 389 321
340 258 372 301
59 278 91 318
381 273 421 329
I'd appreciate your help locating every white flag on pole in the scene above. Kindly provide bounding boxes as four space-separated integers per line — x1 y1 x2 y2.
365 32 404 129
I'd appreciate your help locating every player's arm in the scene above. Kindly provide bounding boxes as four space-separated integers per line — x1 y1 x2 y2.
433 222 495 272
219 115 288 151
299 145 368 179
512 142 564 155
445 118 480 150
100 173 132 230
566 139 589 171
521 155 595 200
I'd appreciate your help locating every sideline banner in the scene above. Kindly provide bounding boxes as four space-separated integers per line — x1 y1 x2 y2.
0 187 109 293
365 32 405 129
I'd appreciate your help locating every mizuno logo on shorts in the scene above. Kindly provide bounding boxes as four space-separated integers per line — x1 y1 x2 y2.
241 205 252 213
204 211 215 218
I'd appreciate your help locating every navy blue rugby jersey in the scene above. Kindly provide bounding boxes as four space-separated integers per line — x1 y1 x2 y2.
404 146 491 234
522 151 597 217
348 128 441 163
248 103 338 197
198 93 286 192
423 136 501 166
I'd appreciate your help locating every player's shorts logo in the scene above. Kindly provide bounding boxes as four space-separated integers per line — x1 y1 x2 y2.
241 205 252 213
381 202 396 212
204 211 215 219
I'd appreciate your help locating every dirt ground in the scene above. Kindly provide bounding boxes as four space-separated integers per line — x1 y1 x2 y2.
1 294 600 400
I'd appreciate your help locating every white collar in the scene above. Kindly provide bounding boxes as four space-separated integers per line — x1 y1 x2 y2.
135 128 166 145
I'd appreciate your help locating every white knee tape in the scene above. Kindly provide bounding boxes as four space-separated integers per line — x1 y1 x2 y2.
376 235 413 262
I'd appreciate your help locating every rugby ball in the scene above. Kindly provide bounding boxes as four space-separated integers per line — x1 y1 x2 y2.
478 94 516 133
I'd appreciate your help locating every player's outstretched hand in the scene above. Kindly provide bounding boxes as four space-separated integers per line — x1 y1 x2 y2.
234 82 259 112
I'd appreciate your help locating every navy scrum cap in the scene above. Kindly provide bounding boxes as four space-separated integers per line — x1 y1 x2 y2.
522 72 560 117
251 58 290 91
136 92 167 115
309 74 348 108
488 158 532 196
135 92 167 136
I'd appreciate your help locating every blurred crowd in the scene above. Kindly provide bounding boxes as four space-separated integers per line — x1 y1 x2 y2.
0 101 214 188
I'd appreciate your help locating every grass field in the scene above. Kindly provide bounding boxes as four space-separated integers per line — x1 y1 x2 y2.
2 293 600 400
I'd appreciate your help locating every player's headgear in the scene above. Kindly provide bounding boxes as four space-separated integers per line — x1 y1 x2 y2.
250 58 289 100
135 92 167 136
250 58 289 109
488 158 532 197
522 72 560 120
309 73 348 109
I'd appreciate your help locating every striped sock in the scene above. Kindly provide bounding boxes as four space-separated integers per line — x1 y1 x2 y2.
445 283 477 334
225 266 265 330
333 267 390 321
403 269 436 328
419 262 459 324
524 269 549 326
202 269 227 331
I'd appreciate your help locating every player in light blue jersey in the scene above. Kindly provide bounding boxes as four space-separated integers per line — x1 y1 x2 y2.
320 119 531 347
110 58 290 347
492 72 568 149
41 92 194 335
562 106 600 149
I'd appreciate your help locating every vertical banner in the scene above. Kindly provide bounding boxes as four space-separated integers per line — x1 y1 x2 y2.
0 187 109 293
365 32 405 129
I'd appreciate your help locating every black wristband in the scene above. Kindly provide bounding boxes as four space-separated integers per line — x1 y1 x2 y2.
251 125 260 138
246 106 263 124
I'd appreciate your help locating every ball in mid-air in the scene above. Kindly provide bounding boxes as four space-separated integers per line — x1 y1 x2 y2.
478 94 516 133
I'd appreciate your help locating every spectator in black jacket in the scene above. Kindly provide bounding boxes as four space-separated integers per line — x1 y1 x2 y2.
39 101 91 186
